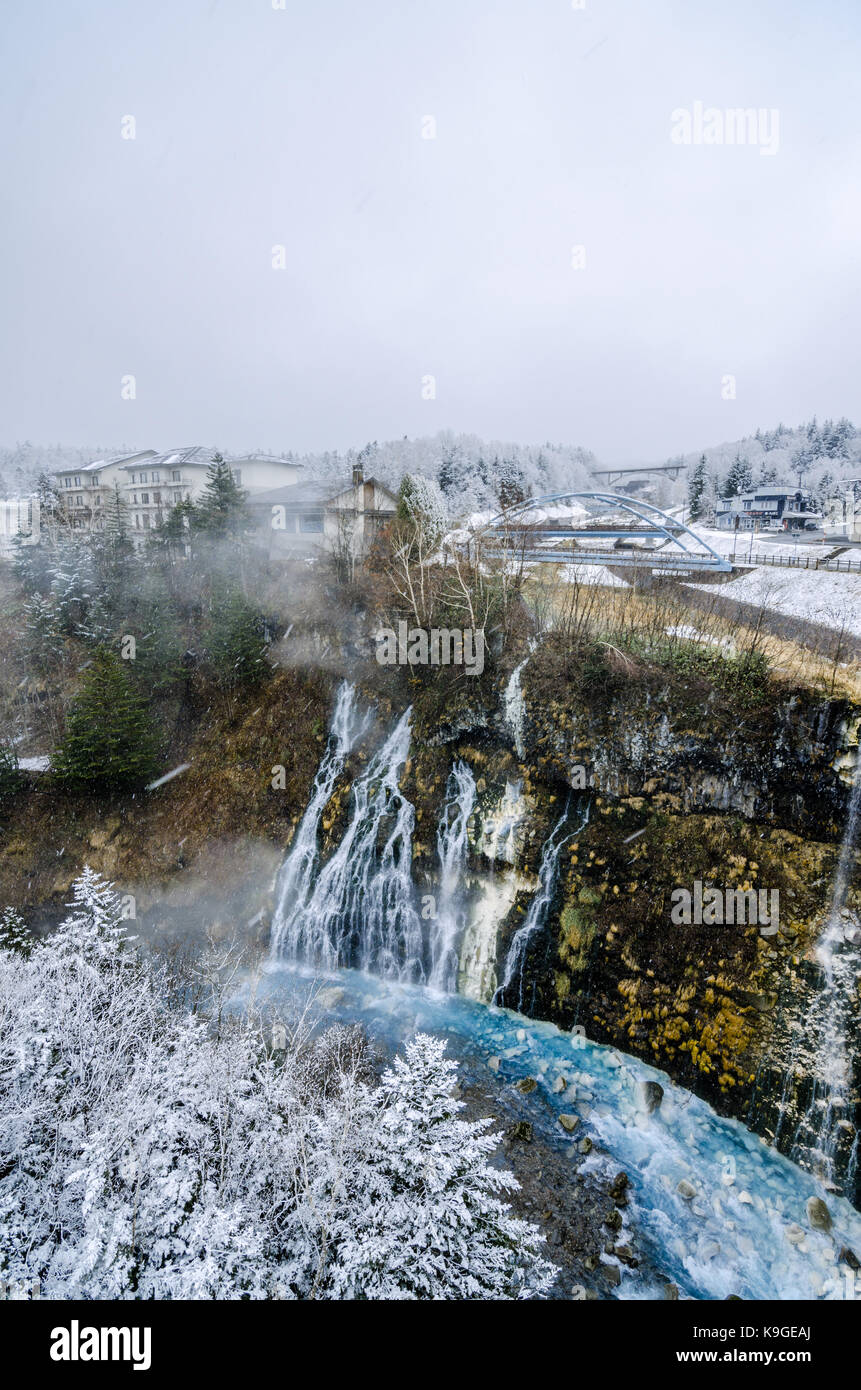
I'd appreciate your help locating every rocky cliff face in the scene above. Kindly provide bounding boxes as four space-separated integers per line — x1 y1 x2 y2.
408 658 861 1203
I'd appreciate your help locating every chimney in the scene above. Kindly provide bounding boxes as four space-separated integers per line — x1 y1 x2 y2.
352 464 364 488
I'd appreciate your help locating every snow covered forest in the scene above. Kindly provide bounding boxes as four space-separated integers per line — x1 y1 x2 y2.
0 869 555 1300
3 417 859 524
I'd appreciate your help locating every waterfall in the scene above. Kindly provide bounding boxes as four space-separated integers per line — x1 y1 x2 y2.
271 706 425 982
270 681 369 958
503 656 530 759
789 754 861 1187
428 761 477 993
494 801 590 1012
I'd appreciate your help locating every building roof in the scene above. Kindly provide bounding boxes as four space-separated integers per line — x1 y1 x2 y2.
55 450 157 475
120 446 218 472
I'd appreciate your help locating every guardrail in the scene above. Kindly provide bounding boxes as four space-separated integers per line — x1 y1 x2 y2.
742 550 861 573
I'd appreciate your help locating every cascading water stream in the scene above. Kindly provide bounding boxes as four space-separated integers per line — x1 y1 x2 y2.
271 705 425 982
494 801 591 1012
269 681 369 958
503 652 532 760
788 753 861 1187
428 761 477 993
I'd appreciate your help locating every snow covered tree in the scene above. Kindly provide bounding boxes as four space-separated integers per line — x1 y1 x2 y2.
687 454 710 521
0 874 555 1302
313 1034 557 1299
0 907 31 956
721 454 753 499
52 648 159 790
24 592 65 673
397 474 449 550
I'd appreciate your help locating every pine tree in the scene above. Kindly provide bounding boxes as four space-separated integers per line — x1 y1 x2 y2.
722 454 753 499
318 1034 558 1299
193 453 248 536
0 744 21 807
204 587 269 694
687 454 709 521
52 648 159 791
0 906 31 956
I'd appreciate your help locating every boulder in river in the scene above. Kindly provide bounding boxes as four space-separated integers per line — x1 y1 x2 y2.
641 1080 664 1114
558 1113 579 1132
676 1179 697 1200
806 1196 832 1232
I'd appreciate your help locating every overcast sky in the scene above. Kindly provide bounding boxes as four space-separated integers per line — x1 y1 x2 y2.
1 0 859 463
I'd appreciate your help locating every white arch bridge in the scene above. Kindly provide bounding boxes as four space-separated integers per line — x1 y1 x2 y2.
467 491 733 576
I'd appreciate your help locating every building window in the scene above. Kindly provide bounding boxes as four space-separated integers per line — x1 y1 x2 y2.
153 490 161 504
173 490 182 503
139 473 147 484
171 470 181 481
151 471 160 483
300 513 324 533
141 492 149 504
232 468 242 485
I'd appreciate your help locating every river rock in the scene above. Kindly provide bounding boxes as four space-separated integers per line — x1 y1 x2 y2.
677 1179 697 1200
509 1120 533 1143
806 1196 832 1232
641 1080 664 1114
838 1246 860 1271
609 1172 629 1202
558 1113 579 1132
315 986 345 1010
785 1223 805 1245
577 1137 593 1154
515 1077 537 1094
602 1262 621 1287
552 1074 568 1093
738 1190 753 1205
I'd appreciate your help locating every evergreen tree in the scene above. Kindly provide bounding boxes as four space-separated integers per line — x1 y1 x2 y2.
193 453 248 536
204 587 269 693
318 1034 557 1299
0 906 31 956
52 649 159 791
687 454 710 521
0 743 21 807
130 580 187 697
23 593 64 673
722 454 753 499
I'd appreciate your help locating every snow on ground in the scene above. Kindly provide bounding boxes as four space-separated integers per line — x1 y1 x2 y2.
17 755 50 772
687 564 861 636
685 526 861 637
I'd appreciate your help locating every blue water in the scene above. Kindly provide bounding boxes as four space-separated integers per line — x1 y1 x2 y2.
239 961 861 1302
